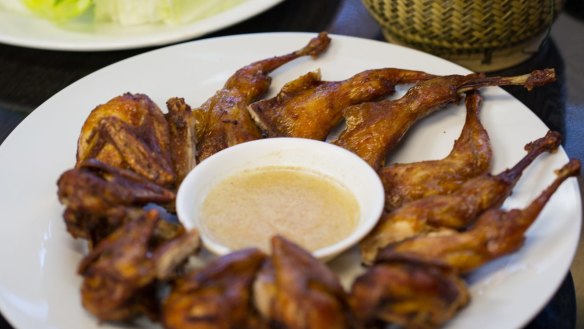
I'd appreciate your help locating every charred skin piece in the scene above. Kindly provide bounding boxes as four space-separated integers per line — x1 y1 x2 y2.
57 159 177 244
166 97 198 186
253 236 352 329
376 159 580 274
78 209 200 322
162 248 266 329
380 91 491 211
360 131 561 264
77 93 176 187
349 262 469 329
59 159 176 212
333 69 556 170
195 32 331 162
248 68 434 140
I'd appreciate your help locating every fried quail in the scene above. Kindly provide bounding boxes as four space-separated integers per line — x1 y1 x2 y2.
349 159 579 329
253 236 352 329
333 69 556 170
376 159 580 274
195 32 331 162
360 131 561 264
78 209 200 322
57 159 177 244
162 248 267 329
380 90 491 211
76 93 176 187
349 261 469 329
248 68 434 140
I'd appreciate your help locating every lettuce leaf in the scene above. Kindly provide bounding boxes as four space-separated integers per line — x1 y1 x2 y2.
19 0 245 25
93 0 245 26
22 0 92 21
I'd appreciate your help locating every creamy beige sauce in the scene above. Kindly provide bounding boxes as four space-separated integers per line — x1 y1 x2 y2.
200 166 359 252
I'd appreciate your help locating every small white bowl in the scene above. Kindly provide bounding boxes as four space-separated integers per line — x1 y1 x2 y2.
176 137 384 262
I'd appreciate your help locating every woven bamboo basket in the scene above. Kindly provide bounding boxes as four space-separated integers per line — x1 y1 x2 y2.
362 0 562 71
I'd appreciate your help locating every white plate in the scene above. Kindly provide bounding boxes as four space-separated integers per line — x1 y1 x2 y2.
0 32 580 329
0 0 284 51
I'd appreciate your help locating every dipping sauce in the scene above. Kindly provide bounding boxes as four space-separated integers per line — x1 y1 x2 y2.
200 166 360 252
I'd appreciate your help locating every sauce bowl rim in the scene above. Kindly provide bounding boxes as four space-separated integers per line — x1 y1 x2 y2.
175 137 385 262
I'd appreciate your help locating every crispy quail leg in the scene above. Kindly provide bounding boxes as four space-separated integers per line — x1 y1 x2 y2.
253 236 352 329
78 209 200 322
196 32 331 161
360 131 561 264
376 159 581 274
162 248 266 329
77 93 176 187
248 68 434 140
349 262 469 329
380 91 491 210
333 69 556 169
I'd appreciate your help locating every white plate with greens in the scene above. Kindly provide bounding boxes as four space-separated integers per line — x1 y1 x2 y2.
0 0 284 51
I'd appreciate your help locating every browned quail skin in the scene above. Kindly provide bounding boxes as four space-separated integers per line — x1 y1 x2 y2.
162 248 267 329
360 131 562 264
253 236 353 329
195 32 331 162
248 67 435 140
333 69 556 170
376 159 580 274
380 90 492 211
